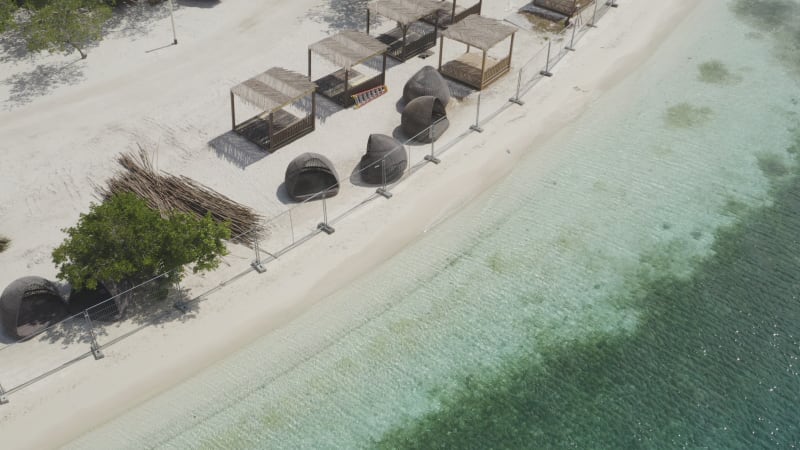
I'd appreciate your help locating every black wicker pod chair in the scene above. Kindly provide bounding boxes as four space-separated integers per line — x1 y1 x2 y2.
403 65 451 106
359 134 407 185
0 276 68 340
285 152 340 201
401 95 450 143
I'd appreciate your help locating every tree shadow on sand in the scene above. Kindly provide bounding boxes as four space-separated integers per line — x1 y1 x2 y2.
29 283 195 347
2 59 85 108
306 0 381 32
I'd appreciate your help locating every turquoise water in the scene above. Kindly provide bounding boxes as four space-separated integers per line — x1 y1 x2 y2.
67 1 800 448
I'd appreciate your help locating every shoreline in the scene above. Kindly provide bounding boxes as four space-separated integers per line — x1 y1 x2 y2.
0 1 700 448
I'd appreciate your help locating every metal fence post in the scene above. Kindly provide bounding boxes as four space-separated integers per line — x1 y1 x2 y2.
251 232 266 273
589 0 599 27
470 92 484 133
509 69 524 105
424 123 441 164
540 41 553 77
167 0 178 45
317 195 335 234
566 19 578 51
0 383 8 405
376 159 392 198
84 310 104 360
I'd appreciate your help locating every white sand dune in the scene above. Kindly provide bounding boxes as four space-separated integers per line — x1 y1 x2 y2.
0 0 698 447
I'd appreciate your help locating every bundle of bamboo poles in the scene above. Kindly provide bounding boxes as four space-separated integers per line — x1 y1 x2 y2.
97 147 263 245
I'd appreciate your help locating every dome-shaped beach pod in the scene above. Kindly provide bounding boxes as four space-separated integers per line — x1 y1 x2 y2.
403 66 451 106
401 96 450 143
359 134 407 185
0 276 68 340
284 153 340 201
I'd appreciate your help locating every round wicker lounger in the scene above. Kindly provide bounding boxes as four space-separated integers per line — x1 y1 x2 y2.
0 276 68 340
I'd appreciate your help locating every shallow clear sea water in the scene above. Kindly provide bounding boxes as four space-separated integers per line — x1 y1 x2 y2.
67 1 800 448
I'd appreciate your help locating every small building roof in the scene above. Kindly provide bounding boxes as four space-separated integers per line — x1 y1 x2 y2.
441 14 517 51
231 67 316 113
309 30 388 70
367 0 444 26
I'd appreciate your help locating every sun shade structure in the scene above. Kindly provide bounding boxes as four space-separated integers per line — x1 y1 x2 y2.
284 153 340 201
403 65 451 105
309 31 389 108
1 277 68 340
523 0 592 23
231 67 317 152
424 0 482 26
359 134 408 185
367 0 442 61
438 14 518 90
533 0 587 16
401 95 450 142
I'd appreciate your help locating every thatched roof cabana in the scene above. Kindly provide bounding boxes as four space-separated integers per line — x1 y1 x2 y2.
284 153 340 202
367 0 442 61
1 277 68 340
359 134 408 185
403 65 451 105
230 67 317 152
533 0 588 16
438 14 518 90
309 31 388 108
425 0 482 26
401 96 449 142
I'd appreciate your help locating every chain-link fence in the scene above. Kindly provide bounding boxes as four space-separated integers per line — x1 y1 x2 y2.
0 0 620 405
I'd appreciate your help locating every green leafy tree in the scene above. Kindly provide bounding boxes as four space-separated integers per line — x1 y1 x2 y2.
0 0 17 33
52 192 231 292
20 0 112 59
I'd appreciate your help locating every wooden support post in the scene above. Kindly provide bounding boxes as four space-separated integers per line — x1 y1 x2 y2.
366 9 370 34
480 49 487 90
311 92 316 131
508 33 515 68
382 53 387 83
438 36 444 70
451 1 457 25
268 111 274 150
402 25 408 61
344 69 350 106
230 92 236 130
308 48 312 80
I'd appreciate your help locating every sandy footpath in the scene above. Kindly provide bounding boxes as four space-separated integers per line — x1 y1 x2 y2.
0 0 699 448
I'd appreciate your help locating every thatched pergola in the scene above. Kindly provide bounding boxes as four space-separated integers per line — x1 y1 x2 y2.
230 67 317 152
309 31 388 108
428 0 482 25
367 0 442 62
438 15 517 90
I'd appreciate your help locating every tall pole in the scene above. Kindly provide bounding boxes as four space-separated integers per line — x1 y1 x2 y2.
168 0 178 45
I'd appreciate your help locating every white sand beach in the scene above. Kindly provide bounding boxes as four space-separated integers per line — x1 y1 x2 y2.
0 0 699 447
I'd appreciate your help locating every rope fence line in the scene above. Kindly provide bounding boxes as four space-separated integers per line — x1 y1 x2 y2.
0 0 619 403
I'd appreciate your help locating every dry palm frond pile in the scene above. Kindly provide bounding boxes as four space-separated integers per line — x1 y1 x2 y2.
97 148 263 245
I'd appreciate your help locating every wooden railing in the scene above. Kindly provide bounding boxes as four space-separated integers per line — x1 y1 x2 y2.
271 114 315 151
482 55 511 89
453 3 481 24
381 27 437 62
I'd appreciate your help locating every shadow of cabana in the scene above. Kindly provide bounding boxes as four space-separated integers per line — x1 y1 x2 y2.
296 94 344 123
208 131 268 169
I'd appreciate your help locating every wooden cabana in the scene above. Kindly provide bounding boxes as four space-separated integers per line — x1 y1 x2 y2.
230 67 317 152
428 0 482 25
367 0 442 62
437 14 517 90
309 30 388 108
